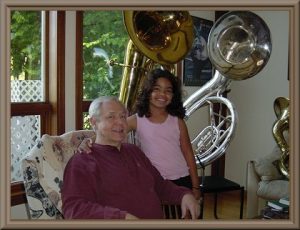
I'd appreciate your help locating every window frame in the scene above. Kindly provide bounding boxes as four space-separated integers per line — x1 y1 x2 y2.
10 11 66 206
75 11 89 130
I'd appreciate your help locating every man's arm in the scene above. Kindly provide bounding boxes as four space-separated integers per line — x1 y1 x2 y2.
134 147 199 219
142 152 200 219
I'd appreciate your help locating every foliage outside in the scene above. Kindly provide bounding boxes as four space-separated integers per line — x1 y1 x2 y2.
10 11 41 80
10 11 129 130
10 10 128 96
83 11 128 100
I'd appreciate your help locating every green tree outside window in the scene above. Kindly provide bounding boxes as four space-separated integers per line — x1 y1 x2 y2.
83 11 128 100
10 11 41 80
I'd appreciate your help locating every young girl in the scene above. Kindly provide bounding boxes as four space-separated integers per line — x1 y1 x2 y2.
127 68 200 200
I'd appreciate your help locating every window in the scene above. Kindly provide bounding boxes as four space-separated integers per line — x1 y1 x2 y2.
76 11 128 129
10 11 46 182
10 11 65 206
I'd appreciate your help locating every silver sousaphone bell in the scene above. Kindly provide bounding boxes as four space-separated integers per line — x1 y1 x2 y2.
184 11 272 167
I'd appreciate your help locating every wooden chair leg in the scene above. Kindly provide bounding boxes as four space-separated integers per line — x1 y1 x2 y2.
240 188 245 219
214 193 219 219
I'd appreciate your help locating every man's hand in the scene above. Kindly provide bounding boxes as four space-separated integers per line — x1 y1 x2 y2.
181 193 200 219
78 137 93 154
125 213 139 220
192 188 201 200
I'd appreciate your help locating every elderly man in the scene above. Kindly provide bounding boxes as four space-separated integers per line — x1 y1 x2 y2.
62 96 199 219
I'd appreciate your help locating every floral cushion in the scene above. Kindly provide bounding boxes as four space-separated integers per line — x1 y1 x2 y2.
21 130 95 219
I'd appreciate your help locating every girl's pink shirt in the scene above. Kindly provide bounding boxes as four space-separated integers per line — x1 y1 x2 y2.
136 114 189 180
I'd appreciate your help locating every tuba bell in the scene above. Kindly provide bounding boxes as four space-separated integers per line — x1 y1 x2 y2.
184 11 272 167
118 11 194 113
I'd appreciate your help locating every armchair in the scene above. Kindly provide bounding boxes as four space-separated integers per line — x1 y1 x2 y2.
21 129 182 220
21 130 95 219
246 144 289 218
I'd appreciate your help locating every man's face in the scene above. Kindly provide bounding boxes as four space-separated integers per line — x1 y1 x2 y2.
93 100 128 148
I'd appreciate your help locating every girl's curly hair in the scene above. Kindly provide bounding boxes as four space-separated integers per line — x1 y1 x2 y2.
134 68 186 119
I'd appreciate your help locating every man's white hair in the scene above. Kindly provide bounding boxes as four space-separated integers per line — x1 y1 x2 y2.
88 96 122 120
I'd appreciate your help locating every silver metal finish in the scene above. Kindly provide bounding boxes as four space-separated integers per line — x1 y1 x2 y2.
184 11 272 168
208 11 272 80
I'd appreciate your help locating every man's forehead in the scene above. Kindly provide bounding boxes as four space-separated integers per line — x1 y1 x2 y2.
104 110 126 114
101 101 126 113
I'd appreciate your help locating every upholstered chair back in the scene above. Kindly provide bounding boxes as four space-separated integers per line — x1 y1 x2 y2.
21 130 95 219
246 132 289 218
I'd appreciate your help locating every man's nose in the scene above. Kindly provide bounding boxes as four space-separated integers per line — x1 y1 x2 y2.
115 117 126 124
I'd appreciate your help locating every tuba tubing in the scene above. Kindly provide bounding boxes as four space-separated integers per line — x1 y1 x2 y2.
184 71 231 115
119 11 194 113
191 96 237 166
272 97 289 179
184 11 272 168
118 40 150 113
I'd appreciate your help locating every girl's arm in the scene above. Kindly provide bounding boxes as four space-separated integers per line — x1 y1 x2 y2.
178 118 201 200
127 114 137 132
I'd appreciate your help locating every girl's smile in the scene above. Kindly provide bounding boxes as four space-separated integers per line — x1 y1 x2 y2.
150 77 173 108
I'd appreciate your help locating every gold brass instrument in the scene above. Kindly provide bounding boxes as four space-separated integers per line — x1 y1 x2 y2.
184 11 272 167
118 11 194 113
272 97 290 179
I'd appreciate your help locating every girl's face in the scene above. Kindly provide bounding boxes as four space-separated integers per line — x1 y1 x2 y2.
149 77 173 109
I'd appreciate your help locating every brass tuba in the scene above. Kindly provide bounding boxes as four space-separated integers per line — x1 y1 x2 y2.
272 97 290 179
118 11 194 113
184 11 272 167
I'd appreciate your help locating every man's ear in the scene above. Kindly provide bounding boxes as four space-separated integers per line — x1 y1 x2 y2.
90 117 97 131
